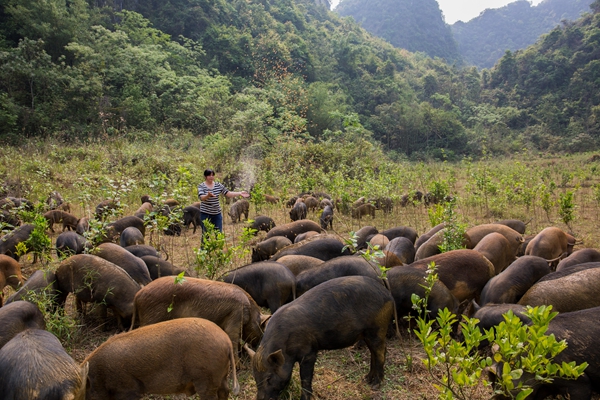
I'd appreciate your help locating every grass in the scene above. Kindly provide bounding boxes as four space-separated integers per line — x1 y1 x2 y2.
2 137 600 399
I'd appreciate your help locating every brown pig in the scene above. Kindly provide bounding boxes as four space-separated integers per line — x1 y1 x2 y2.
228 199 249 223
266 219 324 242
140 255 187 280
43 210 79 233
55 254 141 328
351 203 376 219
252 236 293 262
466 223 523 258
409 249 496 303
525 226 576 264
518 266 600 312
0 255 24 305
275 254 324 276
84 318 238 400
473 232 515 275
131 277 266 358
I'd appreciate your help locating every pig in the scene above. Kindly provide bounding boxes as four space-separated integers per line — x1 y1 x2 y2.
0 329 88 400
479 256 551 306
320 198 334 209
93 242 152 285
43 210 79 233
119 226 144 247
132 277 266 357
124 244 160 259
466 223 524 258
274 255 324 276
266 220 324 242
493 219 529 234
46 190 65 210
0 301 46 349
271 235 352 262
352 203 376 219
354 225 379 250
265 195 279 204
414 229 471 261
105 215 145 242
289 201 307 221
133 199 153 220
409 249 496 303
525 226 576 263
399 190 423 207
382 226 419 244
536 262 600 284
84 318 238 400
518 266 600 312
54 254 141 328
302 196 319 212
94 199 118 220
140 255 187 280
295 255 382 296
0 224 34 260
163 198 180 208
368 233 389 249
469 303 532 331
374 250 404 269
248 215 276 235
473 232 515 275
385 236 416 264
182 205 201 233
370 196 393 214
0 255 24 305
222 261 296 313
228 199 249 223
319 205 334 230
387 265 460 324
56 231 90 258
488 306 600 399
285 196 298 208
352 196 366 208
294 231 320 243
517 234 535 257
415 223 446 251
556 248 600 271
4 269 58 305
252 236 293 262
75 216 89 235
250 276 395 400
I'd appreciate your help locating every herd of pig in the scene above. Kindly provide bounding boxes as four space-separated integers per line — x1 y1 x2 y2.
1 192 600 399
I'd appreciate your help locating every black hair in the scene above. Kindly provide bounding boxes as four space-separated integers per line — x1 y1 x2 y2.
204 169 215 177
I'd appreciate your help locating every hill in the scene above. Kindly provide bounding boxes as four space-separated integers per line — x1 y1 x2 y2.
452 0 593 69
334 0 461 64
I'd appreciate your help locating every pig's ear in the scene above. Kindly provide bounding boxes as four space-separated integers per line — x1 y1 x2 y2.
260 314 272 330
267 350 284 368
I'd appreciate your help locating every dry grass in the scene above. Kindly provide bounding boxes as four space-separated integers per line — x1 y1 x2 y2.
3 143 600 399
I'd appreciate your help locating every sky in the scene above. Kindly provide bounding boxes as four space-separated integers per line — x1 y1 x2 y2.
437 0 545 24
331 0 546 25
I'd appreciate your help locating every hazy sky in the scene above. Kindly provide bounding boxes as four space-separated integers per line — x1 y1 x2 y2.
332 0 545 25
437 0 544 24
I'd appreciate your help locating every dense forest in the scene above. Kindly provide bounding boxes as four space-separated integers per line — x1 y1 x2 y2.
334 0 461 64
1 0 600 159
452 0 592 69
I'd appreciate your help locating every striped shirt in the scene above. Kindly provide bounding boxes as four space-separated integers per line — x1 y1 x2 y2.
197 182 229 215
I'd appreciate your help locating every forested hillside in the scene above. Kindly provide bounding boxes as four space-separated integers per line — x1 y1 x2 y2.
333 0 461 64
1 0 600 159
452 0 592 69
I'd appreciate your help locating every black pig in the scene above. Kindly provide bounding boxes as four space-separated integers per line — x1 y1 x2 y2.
222 261 296 313
251 275 394 400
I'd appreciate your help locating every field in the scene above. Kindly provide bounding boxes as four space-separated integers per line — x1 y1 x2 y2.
2 136 600 399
